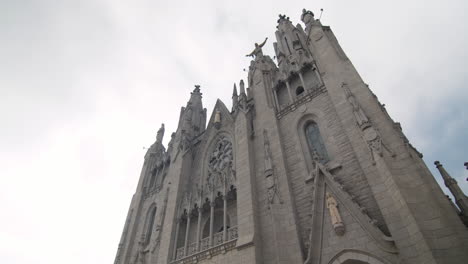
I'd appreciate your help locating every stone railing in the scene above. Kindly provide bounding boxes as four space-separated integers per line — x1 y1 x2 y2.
175 247 185 260
213 232 224 246
276 85 326 119
187 242 197 256
200 237 209 251
171 226 239 264
227 226 238 241
171 240 237 264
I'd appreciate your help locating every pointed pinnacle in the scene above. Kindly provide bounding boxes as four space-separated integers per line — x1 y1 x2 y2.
240 80 246 94
233 83 238 96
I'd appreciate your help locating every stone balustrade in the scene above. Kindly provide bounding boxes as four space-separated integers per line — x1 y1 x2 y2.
175 247 185 260
227 226 238 241
200 237 210 251
213 232 224 246
172 226 238 262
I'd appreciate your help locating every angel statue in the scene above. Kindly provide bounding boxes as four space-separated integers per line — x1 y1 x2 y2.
246 37 268 59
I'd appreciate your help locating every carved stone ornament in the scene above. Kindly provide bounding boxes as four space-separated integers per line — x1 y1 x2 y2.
263 130 282 206
342 83 370 129
207 136 234 191
151 188 169 255
342 83 395 163
156 123 165 143
326 192 345 236
301 9 315 25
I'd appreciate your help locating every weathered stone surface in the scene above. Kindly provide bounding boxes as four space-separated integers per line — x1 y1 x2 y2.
114 9 468 264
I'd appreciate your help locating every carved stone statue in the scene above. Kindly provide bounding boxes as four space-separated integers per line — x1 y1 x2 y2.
179 130 190 151
214 110 221 129
263 130 282 205
342 83 394 163
342 83 369 128
246 38 268 59
301 9 315 25
156 123 165 143
133 242 147 264
326 192 345 236
167 132 176 153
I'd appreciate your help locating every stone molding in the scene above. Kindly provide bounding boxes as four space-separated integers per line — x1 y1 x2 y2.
276 85 326 119
171 239 237 264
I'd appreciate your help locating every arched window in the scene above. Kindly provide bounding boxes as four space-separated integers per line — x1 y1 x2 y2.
149 168 157 188
145 206 157 244
296 86 305 96
305 122 329 163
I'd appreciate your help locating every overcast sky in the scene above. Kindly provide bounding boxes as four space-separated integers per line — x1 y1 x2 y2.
1 1 467 263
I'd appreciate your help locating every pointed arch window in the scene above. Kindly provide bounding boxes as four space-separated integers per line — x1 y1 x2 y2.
149 168 157 188
305 121 329 163
144 206 157 244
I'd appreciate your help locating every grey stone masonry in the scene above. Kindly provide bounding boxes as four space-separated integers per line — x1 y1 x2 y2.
114 8 468 264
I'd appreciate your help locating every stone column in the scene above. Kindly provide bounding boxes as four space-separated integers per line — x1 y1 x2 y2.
196 208 202 251
298 72 306 90
172 217 180 260
285 81 294 103
223 195 227 242
273 89 280 110
183 214 191 256
209 201 215 246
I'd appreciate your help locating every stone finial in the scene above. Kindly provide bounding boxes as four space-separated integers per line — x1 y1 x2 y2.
434 161 451 181
232 83 238 97
277 14 290 23
435 160 468 226
193 85 201 93
232 83 239 112
239 80 246 94
156 123 165 143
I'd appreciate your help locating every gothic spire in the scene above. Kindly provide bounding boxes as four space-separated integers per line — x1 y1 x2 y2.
434 161 468 226
239 80 246 95
232 83 238 111
179 85 207 137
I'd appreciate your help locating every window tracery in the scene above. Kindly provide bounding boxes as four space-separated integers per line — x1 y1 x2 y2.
305 121 329 163
207 136 235 191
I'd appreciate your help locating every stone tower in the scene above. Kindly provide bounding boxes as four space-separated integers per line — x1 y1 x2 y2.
114 9 468 264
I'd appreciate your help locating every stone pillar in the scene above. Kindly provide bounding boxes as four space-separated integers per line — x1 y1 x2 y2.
273 89 280 110
298 72 306 90
196 208 202 251
223 196 227 242
172 217 180 260
285 81 294 102
209 201 215 246
183 214 191 256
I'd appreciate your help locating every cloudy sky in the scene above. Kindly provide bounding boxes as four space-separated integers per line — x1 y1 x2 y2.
1 0 467 263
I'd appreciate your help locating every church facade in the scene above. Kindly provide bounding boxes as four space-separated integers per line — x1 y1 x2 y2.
114 9 468 264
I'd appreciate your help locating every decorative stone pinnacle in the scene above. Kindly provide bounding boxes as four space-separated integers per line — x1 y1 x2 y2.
232 83 238 96
239 80 246 94
156 123 165 143
193 85 201 93
277 14 290 23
